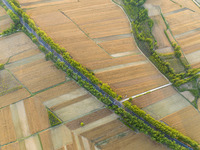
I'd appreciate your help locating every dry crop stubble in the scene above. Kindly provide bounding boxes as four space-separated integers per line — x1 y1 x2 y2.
11 60 66 93
0 32 37 64
24 0 169 97
151 15 171 49
24 97 50 134
99 37 139 55
0 106 16 145
162 106 200 143
131 86 177 108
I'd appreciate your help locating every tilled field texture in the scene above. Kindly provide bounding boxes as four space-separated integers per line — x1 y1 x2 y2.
0 32 170 149
21 0 169 97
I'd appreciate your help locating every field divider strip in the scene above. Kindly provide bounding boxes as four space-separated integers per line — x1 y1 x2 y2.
120 83 172 103
58 10 113 57
192 0 200 8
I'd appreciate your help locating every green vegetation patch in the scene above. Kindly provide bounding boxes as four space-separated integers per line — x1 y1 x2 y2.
47 109 62 127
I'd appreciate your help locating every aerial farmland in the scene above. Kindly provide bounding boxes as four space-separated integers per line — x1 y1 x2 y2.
0 0 200 149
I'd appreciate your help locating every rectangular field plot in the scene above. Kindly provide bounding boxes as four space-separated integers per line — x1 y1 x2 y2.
151 15 171 49
98 37 139 55
0 32 37 64
96 63 168 97
143 92 190 120
0 106 16 145
10 60 66 93
0 6 13 33
162 106 200 143
39 125 73 150
131 86 177 108
10 97 50 139
165 10 200 36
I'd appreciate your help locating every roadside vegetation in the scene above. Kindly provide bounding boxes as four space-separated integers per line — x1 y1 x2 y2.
2 0 200 149
121 0 200 88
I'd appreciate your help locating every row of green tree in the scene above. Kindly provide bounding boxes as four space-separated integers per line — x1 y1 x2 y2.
54 56 193 149
5 1 199 149
122 0 200 87
124 101 199 150
7 0 121 100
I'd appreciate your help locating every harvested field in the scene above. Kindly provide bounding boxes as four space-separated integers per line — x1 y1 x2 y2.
0 32 37 64
131 86 177 108
96 63 168 97
10 60 66 93
9 49 41 63
151 15 171 49
0 88 30 108
10 101 31 139
23 0 168 97
101 133 168 150
51 125 73 149
0 70 21 96
99 37 138 55
36 81 80 103
162 106 200 143
1 142 20 150
0 106 16 145
39 130 54 150
24 97 50 134
24 135 42 150
143 91 190 120
54 96 104 121
166 10 200 36
0 6 13 33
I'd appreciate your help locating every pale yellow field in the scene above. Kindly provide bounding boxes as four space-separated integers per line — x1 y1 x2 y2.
162 106 200 143
23 0 168 97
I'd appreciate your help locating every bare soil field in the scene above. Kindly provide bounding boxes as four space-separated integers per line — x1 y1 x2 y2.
0 88 30 108
166 9 200 36
142 91 190 120
0 32 37 64
0 6 13 33
39 130 54 150
0 70 21 96
24 97 50 134
151 15 171 49
96 63 168 96
162 106 200 143
0 106 16 145
99 37 138 55
131 86 177 108
9 49 41 63
1 142 20 150
23 0 168 97
10 60 66 93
